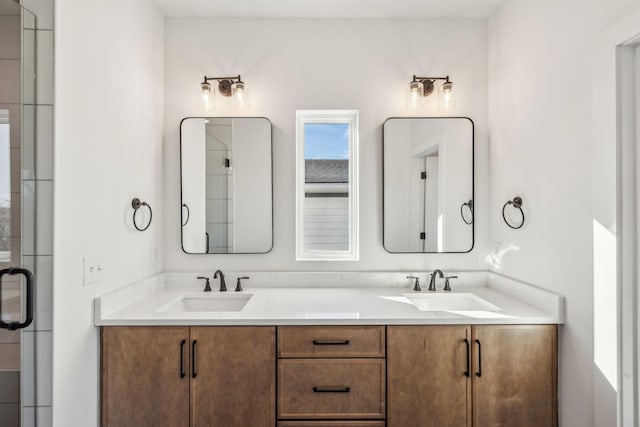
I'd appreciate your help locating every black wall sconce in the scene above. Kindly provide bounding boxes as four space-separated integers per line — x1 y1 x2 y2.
502 196 525 229
408 74 455 112
200 74 249 110
131 198 152 232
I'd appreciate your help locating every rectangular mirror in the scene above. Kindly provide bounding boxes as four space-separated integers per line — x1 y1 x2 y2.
180 117 272 254
296 110 359 261
383 117 474 253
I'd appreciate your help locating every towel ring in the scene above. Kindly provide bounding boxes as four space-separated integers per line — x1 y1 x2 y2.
132 198 152 232
181 203 190 226
460 200 473 225
502 196 524 229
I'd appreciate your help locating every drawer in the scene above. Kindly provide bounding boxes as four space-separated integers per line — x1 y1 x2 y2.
278 326 385 358
278 422 385 427
278 359 385 419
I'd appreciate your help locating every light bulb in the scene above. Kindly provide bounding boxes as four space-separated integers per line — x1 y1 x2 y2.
233 82 250 110
438 81 455 113
200 81 214 111
407 80 424 110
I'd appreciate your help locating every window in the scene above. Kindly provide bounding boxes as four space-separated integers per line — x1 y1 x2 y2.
296 110 359 261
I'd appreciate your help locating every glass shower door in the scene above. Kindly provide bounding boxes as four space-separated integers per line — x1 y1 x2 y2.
0 7 37 426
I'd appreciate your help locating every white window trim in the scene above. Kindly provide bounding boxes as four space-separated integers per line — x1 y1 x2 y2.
295 110 359 261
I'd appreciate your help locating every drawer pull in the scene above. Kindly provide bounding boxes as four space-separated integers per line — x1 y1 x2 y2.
312 339 351 346
312 386 351 393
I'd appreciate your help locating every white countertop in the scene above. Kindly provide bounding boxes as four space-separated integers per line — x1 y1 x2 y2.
94 272 564 326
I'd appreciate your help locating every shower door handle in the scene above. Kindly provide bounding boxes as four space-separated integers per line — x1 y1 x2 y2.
0 267 34 330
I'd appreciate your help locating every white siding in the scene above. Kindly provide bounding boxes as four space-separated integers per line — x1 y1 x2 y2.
304 196 349 250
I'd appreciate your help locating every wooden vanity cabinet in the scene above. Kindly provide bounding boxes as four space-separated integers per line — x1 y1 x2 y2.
102 323 557 427
387 324 557 427
101 326 275 427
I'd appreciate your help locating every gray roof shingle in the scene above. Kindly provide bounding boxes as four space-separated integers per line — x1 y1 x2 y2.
305 159 348 183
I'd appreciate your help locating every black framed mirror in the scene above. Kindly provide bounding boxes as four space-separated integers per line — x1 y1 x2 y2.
180 117 273 254
383 117 474 253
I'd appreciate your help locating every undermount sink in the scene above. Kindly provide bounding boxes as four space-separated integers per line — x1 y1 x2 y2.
160 293 253 313
403 292 502 312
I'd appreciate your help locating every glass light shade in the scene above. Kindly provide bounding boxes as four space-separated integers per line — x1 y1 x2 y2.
201 81 215 111
233 82 250 110
438 81 455 112
407 80 424 110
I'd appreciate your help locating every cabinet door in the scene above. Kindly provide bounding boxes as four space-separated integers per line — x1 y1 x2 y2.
387 325 471 427
190 326 276 427
472 325 558 427
101 327 190 427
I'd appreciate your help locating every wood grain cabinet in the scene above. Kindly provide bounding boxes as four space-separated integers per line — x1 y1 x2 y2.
387 324 557 427
277 326 386 423
101 326 275 427
102 323 557 427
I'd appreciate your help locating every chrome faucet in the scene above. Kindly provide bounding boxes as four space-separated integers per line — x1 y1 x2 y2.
213 269 227 292
428 269 444 291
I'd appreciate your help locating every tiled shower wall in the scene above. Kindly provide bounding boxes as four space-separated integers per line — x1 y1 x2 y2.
206 122 233 252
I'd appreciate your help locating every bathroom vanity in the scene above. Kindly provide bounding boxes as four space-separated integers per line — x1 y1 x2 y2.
96 273 562 427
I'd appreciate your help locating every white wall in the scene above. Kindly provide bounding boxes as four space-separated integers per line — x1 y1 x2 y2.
163 18 489 272
53 0 164 425
488 1 637 426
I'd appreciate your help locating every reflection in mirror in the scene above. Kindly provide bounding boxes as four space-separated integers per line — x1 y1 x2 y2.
0 111 10 262
383 117 473 253
296 110 359 261
180 117 272 254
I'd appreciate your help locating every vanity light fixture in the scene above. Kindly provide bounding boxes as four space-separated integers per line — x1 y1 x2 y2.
200 74 249 110
408 75 455 112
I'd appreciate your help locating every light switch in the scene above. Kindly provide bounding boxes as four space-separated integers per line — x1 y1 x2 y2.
83 256 105 285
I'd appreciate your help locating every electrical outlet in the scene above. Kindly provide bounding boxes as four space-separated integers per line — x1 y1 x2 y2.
83 256 105 285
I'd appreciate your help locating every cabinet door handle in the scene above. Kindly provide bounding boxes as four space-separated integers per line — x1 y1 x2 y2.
475 339 482 378
464 338 470 377
191 340 197 378
312 339 350 346
179 339 186 379
312 386 351 393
